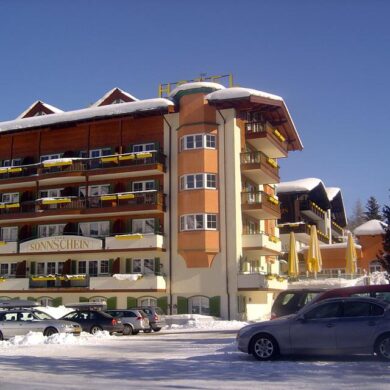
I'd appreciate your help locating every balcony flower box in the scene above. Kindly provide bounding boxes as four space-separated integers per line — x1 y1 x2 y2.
118 154 136 161
117 193 135 200
114 233 144 240
42 158 73 168
100 156 119 164
40 197 71 205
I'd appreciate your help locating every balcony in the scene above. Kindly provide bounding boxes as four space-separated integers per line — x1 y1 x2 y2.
0 191 165 221
238 272 287 291
331 221 344 236
105 233 165 251
29 275 90 289
90 274 166 291
240 151 280 184
0 241 17 254
241 191 281 219
278 222 329 244
245 122 288 158
300 200 326 222
242 232 281 255
0 151 166 188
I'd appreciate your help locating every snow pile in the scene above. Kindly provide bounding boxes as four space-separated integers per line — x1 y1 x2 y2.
206 87 283 102
276 178 323 194
169 82 225 97
354 219 387 236
165 314 248 330
0 331 112 348
112 273 143 281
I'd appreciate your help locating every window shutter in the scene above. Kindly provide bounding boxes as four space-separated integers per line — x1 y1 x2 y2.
157 296 168 315
79 297 89 303
107 297 117 310
31 225 37 238
127 296 137 309
155 218 160 234
27 296 37 302
71 260 77 274
155 179 160 191
177 296 188 314
52 297 63 307
126 258 132 273
209 296 221 318
109 259 114 275
30 261 36 275
154 258 160 275
113 258 121 274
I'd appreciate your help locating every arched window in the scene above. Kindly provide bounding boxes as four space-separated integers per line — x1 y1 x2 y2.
189 296 210 315
89 296 107 304
370 260 382 273
38 297 53 307
138 297 157 307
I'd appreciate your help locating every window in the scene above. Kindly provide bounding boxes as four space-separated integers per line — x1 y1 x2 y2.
1 227 18 241
2 193 19 203
189 296 210 315
40 154 62 162
100 260 109 274
180 214 218 231
0 264 8 276
132 143 155 152
78 260 109 276
112 98 125 104
138 297 157 307
2 159 21 167
132 219 155 234
39 189 63 198
305 302 342 319
38 297 53 306
47 262 56 274
38 224 66 237
132 180 155 192
79 221 110 237
342 301 383 317
132 258 155 274
89 148 111 158
180 134 216 151
79 184 110 197
180 174 217 190
35 262 63 275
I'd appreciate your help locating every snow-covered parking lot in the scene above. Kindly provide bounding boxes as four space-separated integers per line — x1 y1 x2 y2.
1 326 389 390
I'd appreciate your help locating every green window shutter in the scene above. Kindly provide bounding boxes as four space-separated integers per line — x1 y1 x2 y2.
127 296 137 309
177 296 188 314
107 297 117 310
210 296 221 318
126 258 132 273
79 297 89 303
157 296 168 315
52 297 62 307
27 296 37 302
109 259 114 274
155 218 160 234
155 179 160 191
71 260 77 274
31 225 37 238
30 261 36 275
154 257 160 275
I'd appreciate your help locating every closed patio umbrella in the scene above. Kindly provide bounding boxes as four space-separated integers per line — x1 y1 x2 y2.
288 232 299 277
345 232 357 275
307 225 322 275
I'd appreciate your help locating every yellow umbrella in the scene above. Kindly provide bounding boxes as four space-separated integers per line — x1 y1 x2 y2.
345 232 357 275
307 225 322 274
288 232 299 277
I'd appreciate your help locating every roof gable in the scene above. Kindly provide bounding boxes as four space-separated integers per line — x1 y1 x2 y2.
92 88 138 107
17 100 63 119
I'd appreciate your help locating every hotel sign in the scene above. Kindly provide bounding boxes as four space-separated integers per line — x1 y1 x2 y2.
20 236 102 253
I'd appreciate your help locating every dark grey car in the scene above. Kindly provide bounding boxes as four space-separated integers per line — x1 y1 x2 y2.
237 297 390 361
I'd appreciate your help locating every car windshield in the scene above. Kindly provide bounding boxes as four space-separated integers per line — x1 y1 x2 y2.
33 310 55 320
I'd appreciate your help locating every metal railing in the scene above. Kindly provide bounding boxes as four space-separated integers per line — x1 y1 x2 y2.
240 151 280 174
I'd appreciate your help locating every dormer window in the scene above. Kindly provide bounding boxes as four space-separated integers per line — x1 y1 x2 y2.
112 98 125 104
34 111 47 117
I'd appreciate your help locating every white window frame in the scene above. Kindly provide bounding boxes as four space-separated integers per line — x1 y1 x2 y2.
180 214 218 231
132 219 155 234
1 227 18 242
132 143 155 153
2 159 21 167
77 260 109 276
79 221 110 237
189 296 210 315
79 184 110 197
180 134 216 151
1 193 19 203
40 153 62 162
39 188 63 198
138 297 157 307
36 261 64 276
132 180 155 192
180 173 217 190
132 258 155 275
38 224 66 238
0 263 17 276
89 148 111 158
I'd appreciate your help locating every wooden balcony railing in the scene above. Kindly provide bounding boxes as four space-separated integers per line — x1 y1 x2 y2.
299 200 326 220
240 151 279 174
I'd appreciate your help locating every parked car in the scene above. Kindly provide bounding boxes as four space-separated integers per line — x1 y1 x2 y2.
131 306 166 332
237 296 390 361
312 284 390 304
61 306 123 335
0 300 81 340
106 309 149 335
270 289 327 319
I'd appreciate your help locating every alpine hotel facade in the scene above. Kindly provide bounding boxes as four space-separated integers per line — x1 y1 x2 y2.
0 81 302 320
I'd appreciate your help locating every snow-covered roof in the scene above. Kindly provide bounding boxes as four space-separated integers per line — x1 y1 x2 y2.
276 178 324 194
0 98 174 133
354 219 387 236
16 100 64 119
302 242 362 250
325 187 341 202
206 87 283 102
169 82 225 98
91 87 138 107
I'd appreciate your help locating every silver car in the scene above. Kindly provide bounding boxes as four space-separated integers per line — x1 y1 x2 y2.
0 308 82 339
237 297 390 361
106 309 149 335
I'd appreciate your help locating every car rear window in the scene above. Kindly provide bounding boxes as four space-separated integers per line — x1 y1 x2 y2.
155 307 164 315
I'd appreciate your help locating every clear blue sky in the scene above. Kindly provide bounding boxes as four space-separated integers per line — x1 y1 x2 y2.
0 0 389 217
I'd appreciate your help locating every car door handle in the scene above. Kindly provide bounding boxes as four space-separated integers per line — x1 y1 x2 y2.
326 323 335 328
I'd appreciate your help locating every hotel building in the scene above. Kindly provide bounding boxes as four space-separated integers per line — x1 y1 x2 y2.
0 82 302 320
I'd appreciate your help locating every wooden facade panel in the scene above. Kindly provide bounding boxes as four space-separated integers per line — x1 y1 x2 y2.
40 126 89 154
121 117 164 149
0 136 13 159
89 121 121 150
11 131 40 160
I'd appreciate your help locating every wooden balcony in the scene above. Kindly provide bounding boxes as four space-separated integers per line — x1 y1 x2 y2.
241 191 281 219
278 222 329 244
300 200 326 222
245 122 288 158
29 275 90 289
240 151 280 184
331 221 344 236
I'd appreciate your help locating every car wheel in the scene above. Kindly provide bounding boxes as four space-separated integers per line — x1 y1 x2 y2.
44 327 58 337
250 334 280 361
144 328 152 333
152 327 161 332
375 334 390 361
123 325 133 336
90 325 103 335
